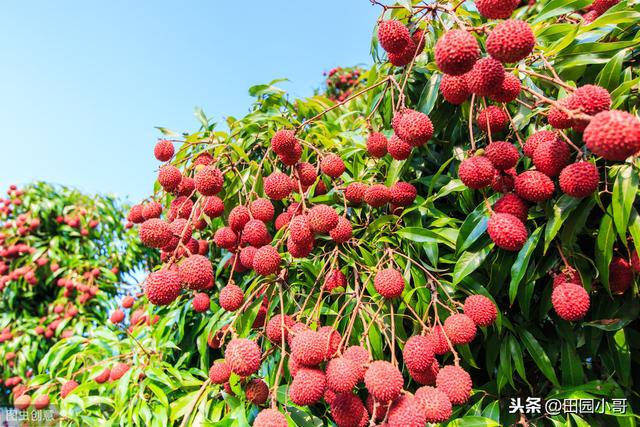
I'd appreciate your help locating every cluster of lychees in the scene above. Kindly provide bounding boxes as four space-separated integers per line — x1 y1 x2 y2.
324 67 364 102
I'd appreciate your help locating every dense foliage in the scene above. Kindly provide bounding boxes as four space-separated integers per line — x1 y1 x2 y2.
11 0 640 426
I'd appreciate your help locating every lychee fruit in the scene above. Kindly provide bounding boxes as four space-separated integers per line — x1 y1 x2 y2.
203 196 224 218
154 140 175 162
229 205 251 232
271 129 297 156
568 84 611 132
266 314 295 344
610 256 633 295
250 198 275 223
487 212 528 251
142 201 162 220
245 378 269 405
192 292 210 312
208 361 231 384
477 106 509 135
367 132 388 158
307 204 339 233
345 182 367 204
464 295 497 327
387 134 412 160
443 313 477 345
377 20 411 54
242 219 271 247
330 216 352 243
552 267 583 289
145 269 182 305
158 166 182 192
225 338 261 376
254 409 288 427
324 269 347 292
476 0 520 19
415 386 452 423
583 110 640 161
294 162 317 187
109 363 130 381
515 170 555 202
390 182 417 206
547 100 574 129
533 137 570 177
388 394 427 427
552 283 590 321
128 204 145 224
559 161 599 198
289 215 313 243
214 226 237 250
436 365 472 404
330 393 366 427
592 0 619 14
403 335 435 373
489 72 521 103
440 74 470 105
409 359 439 386
139 218 172 248
434 29 480 76
458 156 496 190
110 309 125 324
194 166 224 196
14 394 31 410
289 367 326 406
493 193 528 224
326 357 361 393
364 360 404 402
485 141 519 170
524 130 557 158
263 172 293 200
364 184 391 208
466 57 505 97
397 110 434 146
321 154 346 179
429 325 451 355
486 20 535 63
491 168 516 193
33 394 50 410
291 330 326 366
374 268 405 299
60 380 79 398
178 255 213 290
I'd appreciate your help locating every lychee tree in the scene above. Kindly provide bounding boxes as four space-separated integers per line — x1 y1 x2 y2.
0 182 156 406
20 0 640 426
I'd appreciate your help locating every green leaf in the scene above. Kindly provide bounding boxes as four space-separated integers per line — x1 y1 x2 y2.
519 329 560 387
561 341 584 386
509 227 542 304
452 244 492 286
595 208 615 290
612 165 638 241
544 195 581 253
596 49 627 91
532 0 590 23
446 416 501 427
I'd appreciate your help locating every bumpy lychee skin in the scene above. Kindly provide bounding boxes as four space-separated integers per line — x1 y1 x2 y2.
345 182 367 204
491 168 516 193
409 359 440 386
249 198 274 223
266 314 295 344
367 132 388 158
464 295 498 327
330 393 366 427
228 205 250 232
214 227 237 250
403 335 435 373
434 29 480 76
388 394 427 427
559 162 599 198
110 309 125 324
387 134 412 160
443 313 477 345
318 326 342 359
374 268 405 299
610 256 633 295
342 346 369 381
493 193 528 224
142 201 162 220
219 284 243 311
440 74 470 105
109 363 130 381
33 394 50 410
476 0 520 18
308 204 339 233
225 338 261 376
489 73 521 103
326 357 360 393
321 154 346 179
377 20 411 54
458 156 496 190
158 166 182 192
287 236 314 259
291 330 326 366
208 361 231 384
194 166 224 196
254 408 288 427
485 141 519 170
289 367 326 406
547 100 574 129
552 267 583 289
178 255 213 290
524 130 557 158
593 0 619 14
364 361 404 402
330 216 353 244
145 269 182 305
552 283 590 321
390 182 417 207
583 110 640 161
364 184 391 208
278 141 302 166
568 84 611 131
128 204 145 223
289 215 313 244
415 386 453 423
582 9 600 22
252 245 281 276
533 137 570 177
274 212 292 231
60 380 79 399
245 378 269 405
388 38 419 67
13 395 31 410
324 269 348 292
294 162 316 187
477 106 509 135
263 172 293 200
242 219 271 247
271 129 297 156
486 20 535 63
429 325 451 355
436 365 472 405
203 196 224 218
487 213 528 251
397 110 434 146
466 57 505 97
154 140 174 161
139 218 172 248
515 170 555 202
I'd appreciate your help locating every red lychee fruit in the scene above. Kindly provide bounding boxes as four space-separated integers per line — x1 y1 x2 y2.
552 283 590 321
397 110 434 147
440 74 470 105
568 84 611 132
443 313 477 345
464 295 497 327
428 326 451 355
109 363 130 381
287 236 314 258
493 193 528 224
547 100 574 129
364 361 404 402
533 137 570 177
485 141 519 170
289 367 326 406
330 393 366 427
377 20 411 55
139 218 172 248
477 106 509 135
60 380 79 398
307 204 339 233
33 394 50 410
388 30 422 67
94 368 111 383
436 365 472 404
208 361 231 384
266 314 295 344
466 57 505 97
583 110 640 161
214 226 237 250
330 216 352 243
219 285 243 311
324 269 347 292
515 170 555 202
390 182 417 206
387 134 412 160
486 20 535 63
250 198 274 223
178 255 213 290
415 386 452 423
491 168 516 193
225 338 261 376
610 256 633 295
364 184 391 208
552 267 583 289
434 29 480 76
289 215 313 243
245 378 269 405
271 129 297 156
110 309 125 324
345 182 367 203
374 268 405 299
194 166 224 196
318 326 341 359
343 346 369 381
192 293 210 312
321 154 346 179
242 219 271 247
409 359 440 386
229 205 251 232
458 156 496 190
291 330 326 366
239 246 257 270
475 0 520 19
203 196 224 218
254 409 288 427
176 176 195 197
14 394 31 410
487 212 528 251
252 245 281 276
592 0 619 14
263 172 293 200
142 201 162 220
275 212 292 230
158 166 182 192
403 335 435 373
559 161 599 198
367 132 388 158
194 153 213 167
524 130 557 158
145 269 182 305
388 394 427 427
122 296 135 309
326 357 361 393
489 72 521 103
168 196 193 219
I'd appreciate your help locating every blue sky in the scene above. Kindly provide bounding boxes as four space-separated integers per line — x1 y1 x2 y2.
0 1 379 202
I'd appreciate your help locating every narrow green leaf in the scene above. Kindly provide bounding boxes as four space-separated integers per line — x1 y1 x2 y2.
544 195 581 253
560 341 584 386
519 329 560 386
595 208 615 289
509 227 542 304
452 244 492 286
612 165 638 241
